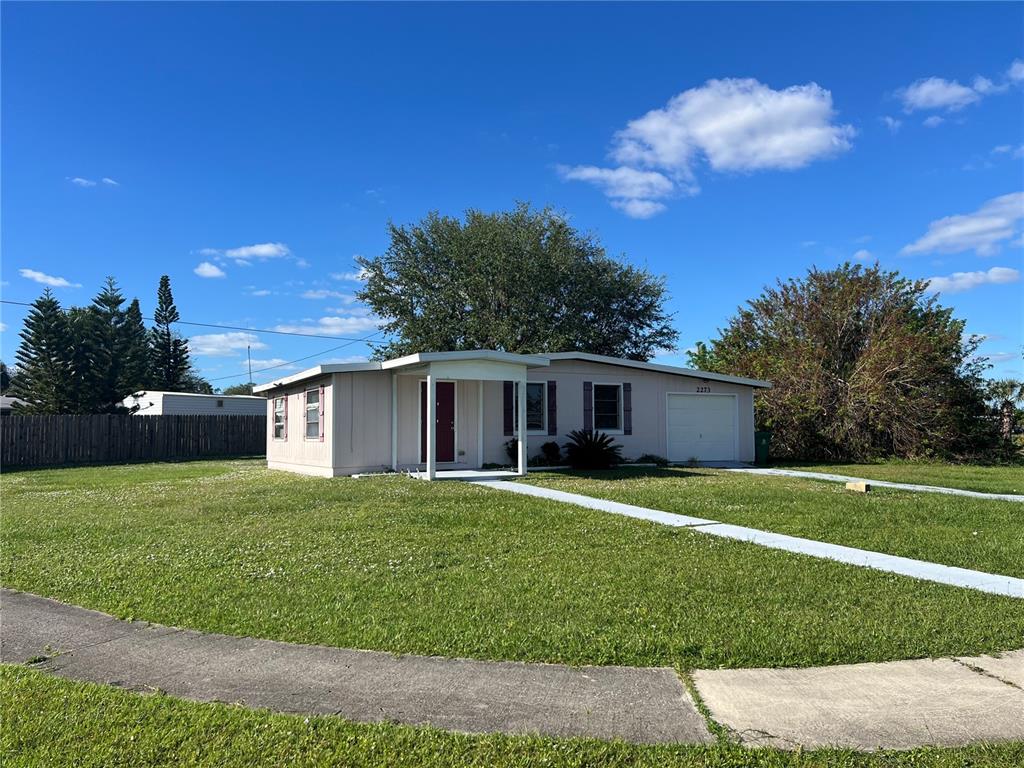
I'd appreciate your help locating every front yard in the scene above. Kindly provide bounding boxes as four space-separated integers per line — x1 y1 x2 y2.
2 460 1022 671
4 665 1022 768
522 467 1024 579
773 460 1024 495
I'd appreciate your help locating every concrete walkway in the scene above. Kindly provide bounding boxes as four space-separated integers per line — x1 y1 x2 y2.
725 467 1024 503
3 589 1023 750
472 481 1024 598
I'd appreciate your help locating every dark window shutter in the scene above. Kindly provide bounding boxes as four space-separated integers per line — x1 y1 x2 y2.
319 384 325 441
503 381 514 436
547 381 557 436
583 381 593 433
623 382 632 435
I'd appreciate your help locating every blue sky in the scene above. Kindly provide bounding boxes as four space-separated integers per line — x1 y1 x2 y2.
2 1 1022 387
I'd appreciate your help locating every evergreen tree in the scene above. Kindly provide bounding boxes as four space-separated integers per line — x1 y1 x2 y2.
149 275 191 390
120 298 151 394
10 290 73 413
89 277 129 412
65 306 106 413
0 361 10 393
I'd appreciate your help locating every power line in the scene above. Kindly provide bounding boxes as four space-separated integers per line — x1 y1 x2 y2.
0 299 373 341
206 331 383 383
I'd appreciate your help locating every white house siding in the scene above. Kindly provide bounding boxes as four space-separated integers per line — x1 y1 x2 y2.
482 359 757 464
125 392 266 416
331 370 393 474
265 375 334 476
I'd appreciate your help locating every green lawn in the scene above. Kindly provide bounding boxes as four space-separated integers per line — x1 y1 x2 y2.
773 460 1024 495
4 666 1023 768
3 460 1023 670
524 468 1024 579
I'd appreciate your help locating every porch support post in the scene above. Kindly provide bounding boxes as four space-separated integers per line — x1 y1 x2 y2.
390 372 398 471
477 380 484 469
516 377 527 476
425 369 437 480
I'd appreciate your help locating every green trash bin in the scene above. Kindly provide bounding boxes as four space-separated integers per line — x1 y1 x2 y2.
754 431 771 465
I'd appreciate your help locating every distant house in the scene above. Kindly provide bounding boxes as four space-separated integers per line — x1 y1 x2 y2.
0 395 29 416
121 391 266 416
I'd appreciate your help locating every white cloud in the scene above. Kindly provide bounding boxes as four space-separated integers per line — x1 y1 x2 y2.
852 249 872 261
331 269 369 282
902 192 1024 257
101 177 119 186
556 165 675 200
273 315 380 336
300 289 354 301
980 352 1017 363
992 145 1013 154
248 358 297 370
0 323 7 332
899 77 980 112
225 242 290 260
194 261 226 278
922 115 945 128
198 247 220 257
188 332 268 357
19 268 81 288
925 266 1020 294
1008 59 1024 82
558 77 853 217
68 177 97 187
248 288 272 297
880 116 902 134
610 199 668 219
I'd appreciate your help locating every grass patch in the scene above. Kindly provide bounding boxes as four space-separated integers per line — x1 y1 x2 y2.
4 665 1023 767
524 467 1024 579
2 460 1023 669
772 460 1024 495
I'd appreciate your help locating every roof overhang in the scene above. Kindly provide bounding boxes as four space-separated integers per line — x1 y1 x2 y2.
542 352 772 389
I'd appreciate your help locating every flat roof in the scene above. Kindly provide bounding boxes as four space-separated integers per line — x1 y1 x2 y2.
253 349 770 393
543 352 772 389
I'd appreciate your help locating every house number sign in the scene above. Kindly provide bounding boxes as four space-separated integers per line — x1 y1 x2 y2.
696 386 711 393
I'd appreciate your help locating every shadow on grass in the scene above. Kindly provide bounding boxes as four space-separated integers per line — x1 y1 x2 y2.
534 466 706 482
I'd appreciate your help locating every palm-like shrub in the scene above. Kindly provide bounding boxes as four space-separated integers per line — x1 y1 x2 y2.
563 430 623 470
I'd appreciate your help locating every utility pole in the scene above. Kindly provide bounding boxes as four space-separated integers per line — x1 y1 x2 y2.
247 345 253 395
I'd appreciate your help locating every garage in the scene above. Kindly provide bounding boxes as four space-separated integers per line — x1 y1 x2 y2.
666 394 738 462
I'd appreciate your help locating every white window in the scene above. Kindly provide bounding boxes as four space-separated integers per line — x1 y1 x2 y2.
305 388 321 439
273 396 286 440
593 384 622 431
515 382 547 434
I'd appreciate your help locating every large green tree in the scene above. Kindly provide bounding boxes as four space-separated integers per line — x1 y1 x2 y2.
357 204 678 360
149 275 192 390
10 290 73 413
689 263 995 461
120 298 151 395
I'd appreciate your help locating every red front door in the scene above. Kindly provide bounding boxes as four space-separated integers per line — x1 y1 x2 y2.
420 381 456 463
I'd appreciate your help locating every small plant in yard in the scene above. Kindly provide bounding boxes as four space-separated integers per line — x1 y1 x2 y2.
504 439 518 464
563 430 624 470
635 453 668 467
540 441 562 465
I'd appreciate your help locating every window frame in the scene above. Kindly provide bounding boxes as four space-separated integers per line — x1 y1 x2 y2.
304 387 322 441
273 396 287 440
513 381 548 436
592 383 623 434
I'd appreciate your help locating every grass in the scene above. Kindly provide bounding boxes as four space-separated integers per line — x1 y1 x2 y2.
772 459 1024 495
524 467 1024 579
4 665 1024 768
3 461 1024 669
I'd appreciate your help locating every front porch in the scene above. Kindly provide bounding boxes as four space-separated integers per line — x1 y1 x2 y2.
381 350 552 480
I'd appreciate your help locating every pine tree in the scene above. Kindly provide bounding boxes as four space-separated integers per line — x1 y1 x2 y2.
149 275 191 390
89 277 128 412
120 298 151 395
65 306 105 413
0 361 10 393
10 290 73 413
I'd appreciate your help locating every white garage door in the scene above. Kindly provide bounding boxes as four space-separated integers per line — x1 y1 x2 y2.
666 394 737 462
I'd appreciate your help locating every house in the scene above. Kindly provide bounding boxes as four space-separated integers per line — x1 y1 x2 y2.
0 395 29 416
253 350 771 479
121 391 266 416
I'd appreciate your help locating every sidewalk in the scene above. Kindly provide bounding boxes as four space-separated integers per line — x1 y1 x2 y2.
2 589 1022 750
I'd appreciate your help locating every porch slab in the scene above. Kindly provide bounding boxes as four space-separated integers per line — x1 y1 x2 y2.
411 469 524 481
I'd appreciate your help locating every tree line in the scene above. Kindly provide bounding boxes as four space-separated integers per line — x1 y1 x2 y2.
6 275 212 414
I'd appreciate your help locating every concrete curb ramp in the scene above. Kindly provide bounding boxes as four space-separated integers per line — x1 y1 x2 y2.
3 589 1024 750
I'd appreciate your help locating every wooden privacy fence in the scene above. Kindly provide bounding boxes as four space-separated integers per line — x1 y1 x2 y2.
1 414 266 470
